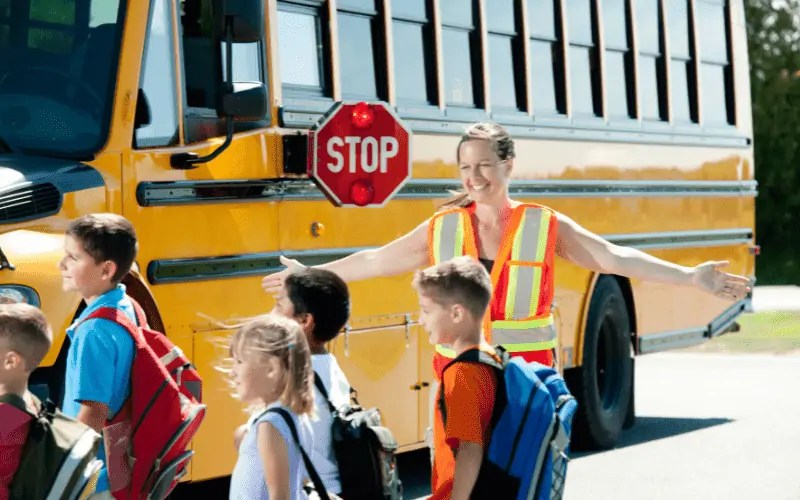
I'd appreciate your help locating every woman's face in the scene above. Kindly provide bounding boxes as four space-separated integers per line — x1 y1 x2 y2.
457 140 512 204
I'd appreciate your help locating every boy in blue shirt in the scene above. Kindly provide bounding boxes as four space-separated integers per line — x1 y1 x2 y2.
59 213 139 498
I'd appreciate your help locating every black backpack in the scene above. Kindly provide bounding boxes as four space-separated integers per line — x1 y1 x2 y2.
314 373 402 500
0 393 103 500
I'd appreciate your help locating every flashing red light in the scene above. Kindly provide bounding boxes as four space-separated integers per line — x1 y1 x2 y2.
350 179 375 206
351 102 375 129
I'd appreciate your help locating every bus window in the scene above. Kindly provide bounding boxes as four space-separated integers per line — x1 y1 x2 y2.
486 0 525 113
0 0 124 156
602 0 635 121
528 0 566 116
667 0 698 124
179 0 267 143
697 0 734 126
337 0 385 100
566 0 601 117
391 0 437 107
135 0 179 148
440 0 483 109
635 0 667 122
278 0 329 96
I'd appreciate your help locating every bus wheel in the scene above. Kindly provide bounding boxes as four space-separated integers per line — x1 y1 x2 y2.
566 276 633 450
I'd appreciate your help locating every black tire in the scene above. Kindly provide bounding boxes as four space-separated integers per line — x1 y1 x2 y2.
565 276 633 450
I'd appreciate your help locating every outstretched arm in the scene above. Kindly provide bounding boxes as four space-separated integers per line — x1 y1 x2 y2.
262 219 430 294
555 212 751 301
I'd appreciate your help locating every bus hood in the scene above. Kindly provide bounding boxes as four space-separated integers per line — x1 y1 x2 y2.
0 154 105 224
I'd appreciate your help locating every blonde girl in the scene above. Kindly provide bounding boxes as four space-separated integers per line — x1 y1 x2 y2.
228 314 315 500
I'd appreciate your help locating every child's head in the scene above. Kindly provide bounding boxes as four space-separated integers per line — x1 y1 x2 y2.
60 213 138 298
230 313 314 415
273 268 350 348
0 303 52 392
412 256 492 345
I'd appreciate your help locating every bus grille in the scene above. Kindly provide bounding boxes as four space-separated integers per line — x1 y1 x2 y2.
0 183 61 223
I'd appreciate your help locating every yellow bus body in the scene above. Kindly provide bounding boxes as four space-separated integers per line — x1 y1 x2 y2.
0 0 754 482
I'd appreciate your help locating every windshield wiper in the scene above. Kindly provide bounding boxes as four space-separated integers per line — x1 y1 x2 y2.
0 246 15 271
0 137 15 154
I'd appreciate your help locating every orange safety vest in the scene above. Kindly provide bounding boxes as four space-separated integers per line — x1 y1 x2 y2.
428 203 559 360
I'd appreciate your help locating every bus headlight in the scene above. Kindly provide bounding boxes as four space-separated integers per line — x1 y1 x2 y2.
0 286 41 306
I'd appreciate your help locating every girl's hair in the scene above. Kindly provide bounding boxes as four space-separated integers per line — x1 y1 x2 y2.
230 313 314 415
441 122 517 209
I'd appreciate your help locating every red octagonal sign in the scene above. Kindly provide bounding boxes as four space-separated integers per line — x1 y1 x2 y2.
308 101 412 207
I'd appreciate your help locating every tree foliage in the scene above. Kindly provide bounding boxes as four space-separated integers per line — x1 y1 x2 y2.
745 0 800 284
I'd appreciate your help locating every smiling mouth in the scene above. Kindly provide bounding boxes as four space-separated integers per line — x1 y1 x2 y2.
472 184 488 191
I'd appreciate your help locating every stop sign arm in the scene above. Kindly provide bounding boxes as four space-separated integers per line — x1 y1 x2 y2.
262 219 430 292
308 101 412 207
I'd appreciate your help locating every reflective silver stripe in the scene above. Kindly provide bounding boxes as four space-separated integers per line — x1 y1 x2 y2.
161 346 184 366
491 324 557 345
549 423 571 499
527 416 558 500
511 208 545 319
46 428 101 500
436 212 463 263
73 458 103 499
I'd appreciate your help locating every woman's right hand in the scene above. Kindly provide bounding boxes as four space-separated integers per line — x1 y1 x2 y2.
261 255 307 295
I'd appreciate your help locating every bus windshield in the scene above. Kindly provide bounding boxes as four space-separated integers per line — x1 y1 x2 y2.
0 0 124 158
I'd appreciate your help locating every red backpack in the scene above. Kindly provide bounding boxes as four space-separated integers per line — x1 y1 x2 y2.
85 300 206 500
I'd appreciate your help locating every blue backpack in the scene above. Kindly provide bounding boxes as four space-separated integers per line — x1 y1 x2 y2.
439 346 578 500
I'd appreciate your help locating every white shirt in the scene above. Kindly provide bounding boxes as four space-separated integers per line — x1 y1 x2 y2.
310 353 351 495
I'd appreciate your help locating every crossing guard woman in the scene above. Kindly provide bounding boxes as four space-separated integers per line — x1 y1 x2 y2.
263 122 750 375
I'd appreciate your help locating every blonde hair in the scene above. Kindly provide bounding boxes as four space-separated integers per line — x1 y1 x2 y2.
0 303 52 371
230 314 314 415
441 122 517 209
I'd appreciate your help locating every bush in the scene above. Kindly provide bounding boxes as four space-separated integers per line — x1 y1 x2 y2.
746 0 800 284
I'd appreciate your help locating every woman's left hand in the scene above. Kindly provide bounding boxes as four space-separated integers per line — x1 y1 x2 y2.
691 261 752 301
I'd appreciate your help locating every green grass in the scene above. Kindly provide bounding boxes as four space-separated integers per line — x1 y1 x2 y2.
679 311 800 354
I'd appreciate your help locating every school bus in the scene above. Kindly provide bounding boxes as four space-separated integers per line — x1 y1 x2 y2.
0 0 755 483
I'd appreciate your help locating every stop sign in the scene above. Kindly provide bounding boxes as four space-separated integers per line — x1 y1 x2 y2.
308 101 412 207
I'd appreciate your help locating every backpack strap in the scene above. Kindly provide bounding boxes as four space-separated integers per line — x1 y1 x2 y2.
85 306 143 347
0 393 32 415
312 371 338 414
128 297 148 329
265 408 331 500
438 346 507 428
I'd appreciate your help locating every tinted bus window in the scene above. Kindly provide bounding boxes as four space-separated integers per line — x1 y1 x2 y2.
392 0 437 106
528 0 566 116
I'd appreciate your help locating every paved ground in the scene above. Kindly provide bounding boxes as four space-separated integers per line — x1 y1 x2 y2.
752 285 800 312
564 352 800 500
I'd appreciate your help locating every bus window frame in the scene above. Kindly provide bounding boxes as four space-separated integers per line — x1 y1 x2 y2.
0 0 126 158
602 0 637 127
565 0 604 121
439 0 486 119
176 0 270 145
134 0 181 149
390 0 442 120
665 0 699 130
526 0 568 122
336 0 387 102
695 0 736 130
277 0 749 149
277 0 335 128
486 0 530 125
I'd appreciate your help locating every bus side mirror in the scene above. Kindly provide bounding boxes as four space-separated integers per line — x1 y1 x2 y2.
220 0 264 42
219 82 267 121
170 0 265 169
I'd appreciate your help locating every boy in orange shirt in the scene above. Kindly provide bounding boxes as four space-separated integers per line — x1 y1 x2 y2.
412 256 498 500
